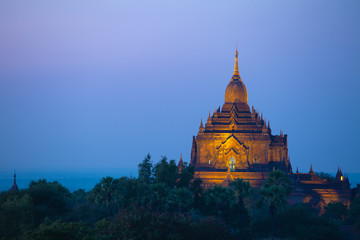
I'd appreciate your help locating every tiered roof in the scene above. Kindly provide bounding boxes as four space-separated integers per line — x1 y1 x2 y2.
200 103 270 135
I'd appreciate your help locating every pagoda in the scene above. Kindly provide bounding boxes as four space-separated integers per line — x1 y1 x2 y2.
188 49 351 207
190 48 290 187
10 173 19 192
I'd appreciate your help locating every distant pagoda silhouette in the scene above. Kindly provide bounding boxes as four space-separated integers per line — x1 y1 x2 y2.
10 173 19 192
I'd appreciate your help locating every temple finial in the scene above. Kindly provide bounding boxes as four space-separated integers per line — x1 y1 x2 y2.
199 118 204 132
178 153 184 171
233 46 240 77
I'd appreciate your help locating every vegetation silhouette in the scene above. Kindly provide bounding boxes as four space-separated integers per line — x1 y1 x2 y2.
259 170 291 240
0 154 358 240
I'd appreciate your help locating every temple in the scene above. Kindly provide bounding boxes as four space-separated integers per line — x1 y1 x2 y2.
10 173 19 192
186 48 351 206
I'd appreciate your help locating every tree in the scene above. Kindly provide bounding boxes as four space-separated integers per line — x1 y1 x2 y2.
21 220 92 240
153 156 178 188
88 177 119 213
94 206 236 240
322 202 348 223
203 185 236 220
26 179 71 225
230 178 252 235
70 189 87 205
347 192 360 234
0 194 34 239
316 172 336 181
166 188 193 214
149 183 169 212
189 178 204 209
64 189 108 225
252 204 345 240
116 176 140 208
177 162 195 188
259 169 291 240
138 153 153 185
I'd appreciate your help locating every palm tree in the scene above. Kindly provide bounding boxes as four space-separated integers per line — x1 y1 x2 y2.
89 177 118 213
230 178 251 234
204 185 235 220
259 169 291 240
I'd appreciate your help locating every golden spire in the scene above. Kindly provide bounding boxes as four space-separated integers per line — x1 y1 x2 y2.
233 46 240 77
199 118 204 132
309 164 314 173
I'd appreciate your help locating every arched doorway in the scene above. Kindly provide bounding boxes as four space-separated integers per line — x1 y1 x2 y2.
229 157 236 172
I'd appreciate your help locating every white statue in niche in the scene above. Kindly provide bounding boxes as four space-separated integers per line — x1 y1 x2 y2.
229 157 236 172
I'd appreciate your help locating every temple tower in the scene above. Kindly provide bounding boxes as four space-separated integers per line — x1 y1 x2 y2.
191 49 290 187
185 48 350 205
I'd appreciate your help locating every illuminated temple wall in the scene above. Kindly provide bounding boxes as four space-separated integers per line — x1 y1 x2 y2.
194 135 289 168
190 103 290 172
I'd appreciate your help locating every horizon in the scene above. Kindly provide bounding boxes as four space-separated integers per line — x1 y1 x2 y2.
1 1 360 174
1 169 360 193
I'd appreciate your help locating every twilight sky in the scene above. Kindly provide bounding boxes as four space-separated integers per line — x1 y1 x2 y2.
0 0 359 174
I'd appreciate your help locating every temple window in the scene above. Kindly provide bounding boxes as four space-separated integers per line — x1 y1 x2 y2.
229 157 236 172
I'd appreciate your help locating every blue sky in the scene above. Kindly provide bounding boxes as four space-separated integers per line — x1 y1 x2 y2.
0 0 359 174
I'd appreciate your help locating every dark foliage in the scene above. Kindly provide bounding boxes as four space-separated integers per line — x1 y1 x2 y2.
177 162 195 188
253 204 345 240
259 169 291 240
138 153 153 185
0 194 34 239
347 192 360 237
153 156 178 187
316 172 336 181
0 154 355 240
95 206 235 240
21 220 92 240
26 179 71 225
323 202 348 223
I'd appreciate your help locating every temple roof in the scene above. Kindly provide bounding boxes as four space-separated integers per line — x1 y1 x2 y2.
195 48 287 145
225 48 247 104
200 102 270 135
198 49 268 135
